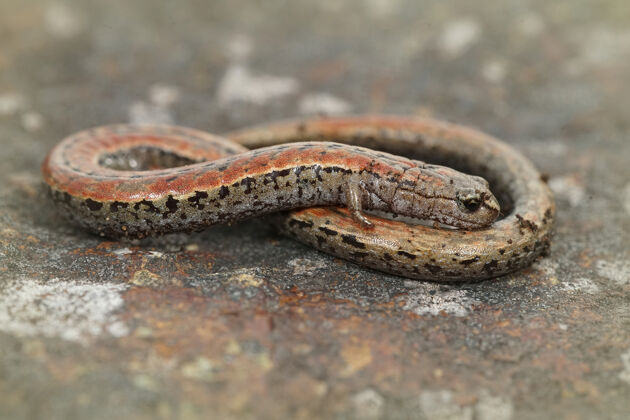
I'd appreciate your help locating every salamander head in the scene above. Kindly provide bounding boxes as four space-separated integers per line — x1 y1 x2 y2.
390 165 500 229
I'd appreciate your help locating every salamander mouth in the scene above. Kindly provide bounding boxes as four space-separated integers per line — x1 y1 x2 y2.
366 204 496 230
437 198 500 229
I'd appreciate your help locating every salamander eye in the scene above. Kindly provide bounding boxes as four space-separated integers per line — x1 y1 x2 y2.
456 190 483 212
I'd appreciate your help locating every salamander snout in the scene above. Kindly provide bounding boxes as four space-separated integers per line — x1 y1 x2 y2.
451 176 500 228
416 168 500 228
390 166 500 229
454 187 500 226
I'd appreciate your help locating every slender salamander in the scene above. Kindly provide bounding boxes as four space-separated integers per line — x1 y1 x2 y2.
42 115 554 281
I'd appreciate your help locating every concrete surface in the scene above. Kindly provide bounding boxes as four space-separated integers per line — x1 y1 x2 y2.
0 1 629 419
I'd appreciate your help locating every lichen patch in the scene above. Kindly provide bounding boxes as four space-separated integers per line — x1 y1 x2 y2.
0 277 128 344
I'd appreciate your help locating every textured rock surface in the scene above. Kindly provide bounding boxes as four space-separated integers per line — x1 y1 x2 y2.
0 1 629 419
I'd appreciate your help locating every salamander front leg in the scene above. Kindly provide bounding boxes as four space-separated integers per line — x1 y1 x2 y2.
345 179 374 228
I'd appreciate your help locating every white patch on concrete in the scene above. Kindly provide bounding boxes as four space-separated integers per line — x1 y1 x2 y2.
298 93 352 116
184 243 199 252
418 389 513 420
180 356 217 381
351 388 385 420
596 259 630 286
128 83 181 124
107 320 130 337
548 175 586 207
403 284 478 317
560 277 600 294
619 348 630 385
217 34 298 107
403 280 421 288
438 18 482 59
44 2 84 39
288 257 328 276
147 251 164 258
622 183 630 215
228 272 263 288
113 248 133 256
578 27 630 67
149 84 181 107
516 12 544 37
534 259 558 278
225 34 254 62
132 374 160 391
566 27 630 75
475 390 514 420
21 111 45 132
128 101 174 124
0 92 26 116
482 60 507 83
541 140 568 156
418 390 473 420
216 64 299 107
0 278 129 344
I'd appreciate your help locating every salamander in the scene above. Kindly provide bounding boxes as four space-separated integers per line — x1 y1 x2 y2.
42 116 554 281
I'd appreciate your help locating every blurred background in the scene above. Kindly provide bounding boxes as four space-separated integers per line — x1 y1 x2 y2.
1 1 629 419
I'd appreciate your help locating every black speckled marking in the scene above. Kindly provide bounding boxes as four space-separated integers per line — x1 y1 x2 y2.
218 186 229 199
341 234 366 249
351 251 369 259
188 191 208 209
137 200 158 213
423 263 442 274
396 250 416 260
85 199 103 211
318 226 338 236
288 219 314 229
483 260 499 272
241 177 255 194
460 257 480 266
164 195 179 217
516 213 538 233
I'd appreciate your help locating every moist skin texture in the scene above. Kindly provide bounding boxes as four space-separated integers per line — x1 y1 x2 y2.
42 116 554 282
